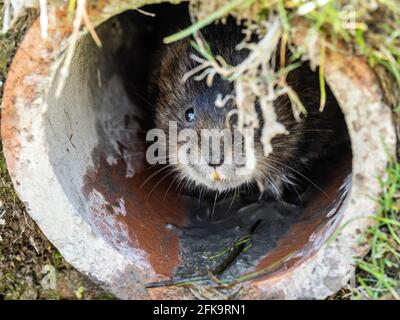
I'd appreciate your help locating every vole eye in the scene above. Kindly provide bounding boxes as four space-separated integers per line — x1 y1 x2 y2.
185 107 195 122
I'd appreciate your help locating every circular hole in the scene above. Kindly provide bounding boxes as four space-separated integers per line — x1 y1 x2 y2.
45 3 352 286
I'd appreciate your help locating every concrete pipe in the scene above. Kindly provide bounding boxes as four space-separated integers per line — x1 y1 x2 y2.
1 2 396 299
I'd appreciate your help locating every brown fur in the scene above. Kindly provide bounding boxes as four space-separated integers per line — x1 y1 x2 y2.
150 20 348 197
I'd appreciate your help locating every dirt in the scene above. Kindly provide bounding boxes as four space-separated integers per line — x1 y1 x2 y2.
0 7 113 300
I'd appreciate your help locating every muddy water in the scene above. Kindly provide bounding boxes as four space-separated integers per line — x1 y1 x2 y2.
167 164 351 283
82 139 350 287
172 192 300 280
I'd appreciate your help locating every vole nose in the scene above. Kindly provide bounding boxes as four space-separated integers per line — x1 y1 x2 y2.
206 137 225 168
208 155 224 168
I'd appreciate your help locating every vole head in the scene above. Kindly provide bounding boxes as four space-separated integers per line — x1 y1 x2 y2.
151 35 266 192
155 76 260 191
151 24 306 194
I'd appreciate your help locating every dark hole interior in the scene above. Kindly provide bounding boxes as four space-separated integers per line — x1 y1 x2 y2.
73 3 353 285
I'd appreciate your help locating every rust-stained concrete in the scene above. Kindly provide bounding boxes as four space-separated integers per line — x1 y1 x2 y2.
1 1 397 299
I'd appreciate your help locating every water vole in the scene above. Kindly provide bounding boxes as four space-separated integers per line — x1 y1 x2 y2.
150 20 347 198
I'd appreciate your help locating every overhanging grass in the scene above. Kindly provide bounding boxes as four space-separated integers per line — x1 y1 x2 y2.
164 0 399 107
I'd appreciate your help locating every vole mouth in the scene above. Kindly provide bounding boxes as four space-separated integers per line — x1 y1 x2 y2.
210 170 223 182
182 162 254 192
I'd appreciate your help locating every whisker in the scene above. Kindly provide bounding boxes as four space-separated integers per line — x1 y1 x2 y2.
210 191 219 220
164 173 181 201
175 177 187 202
131 91 155 108
263 175 282 201
139 164 174 190
198 188 205 207
268 158 327 197
145 169 176 201
289 183 303 203
224 187 237 216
